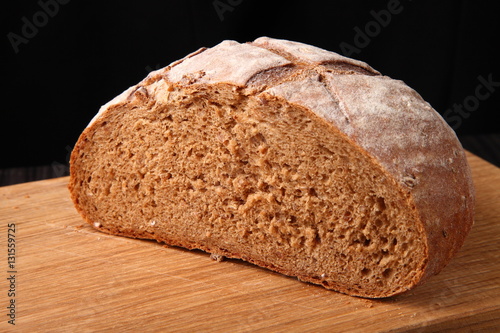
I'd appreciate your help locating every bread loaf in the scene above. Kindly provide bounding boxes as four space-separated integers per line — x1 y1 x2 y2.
69 37 475 298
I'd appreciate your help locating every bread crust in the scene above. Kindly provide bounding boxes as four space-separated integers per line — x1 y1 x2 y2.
70 37 474 297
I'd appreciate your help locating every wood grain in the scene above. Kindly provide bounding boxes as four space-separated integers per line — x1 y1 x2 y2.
0 152 499 332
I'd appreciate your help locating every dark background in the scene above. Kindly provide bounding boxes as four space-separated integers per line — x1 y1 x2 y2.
1 0 499 186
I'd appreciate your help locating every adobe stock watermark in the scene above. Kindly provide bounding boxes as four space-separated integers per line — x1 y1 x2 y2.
145 63 162 74
213 0 243 22
339 0 411 57
443 74 499 130
51 145 73 178
7 0 71 54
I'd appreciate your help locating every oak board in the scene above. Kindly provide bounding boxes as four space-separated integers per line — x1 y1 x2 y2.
0 152 499 332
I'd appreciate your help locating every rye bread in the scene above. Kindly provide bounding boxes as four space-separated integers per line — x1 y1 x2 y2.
68 37 475 298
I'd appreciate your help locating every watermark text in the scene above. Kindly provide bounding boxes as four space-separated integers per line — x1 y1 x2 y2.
7 0 71 54
6 223 17 325
443 74 499 130
339 0 408 57
213 0 243 21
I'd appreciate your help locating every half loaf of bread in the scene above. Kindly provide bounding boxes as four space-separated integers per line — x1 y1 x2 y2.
69 37 475 298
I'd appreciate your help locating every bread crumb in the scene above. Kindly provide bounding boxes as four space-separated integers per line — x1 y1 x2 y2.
210 253 225 262
24 194 31 199
93 222 102 228
363 301 374 308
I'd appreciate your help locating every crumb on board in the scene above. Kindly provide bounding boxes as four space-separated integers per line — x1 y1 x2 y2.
24 194 30 199
210 253 225 262
358 298 376 308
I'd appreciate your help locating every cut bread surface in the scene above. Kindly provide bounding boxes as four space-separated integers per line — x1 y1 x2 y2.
69 37 474 298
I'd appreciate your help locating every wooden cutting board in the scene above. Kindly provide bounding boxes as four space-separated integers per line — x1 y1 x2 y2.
1 152 499 332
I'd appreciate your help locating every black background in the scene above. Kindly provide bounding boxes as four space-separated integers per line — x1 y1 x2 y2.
2 0 499 172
